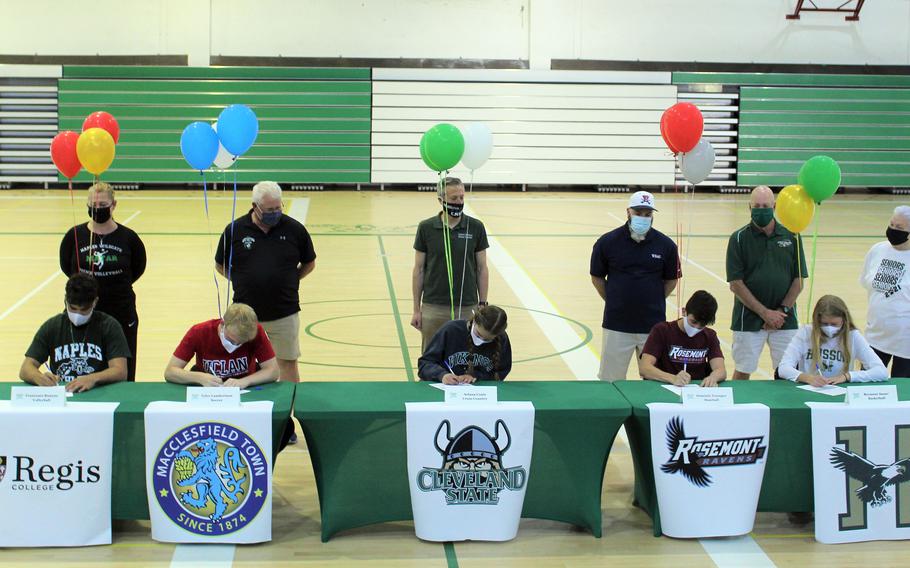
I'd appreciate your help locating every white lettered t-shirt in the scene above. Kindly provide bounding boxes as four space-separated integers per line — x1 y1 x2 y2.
861 242 910 358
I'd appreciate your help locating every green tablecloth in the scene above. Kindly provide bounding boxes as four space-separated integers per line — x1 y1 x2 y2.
295 381 631 541
0 381 294 520
614 379 910 536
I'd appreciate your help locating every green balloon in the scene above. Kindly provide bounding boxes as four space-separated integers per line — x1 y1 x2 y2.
419 124 464 172
798 155 841 203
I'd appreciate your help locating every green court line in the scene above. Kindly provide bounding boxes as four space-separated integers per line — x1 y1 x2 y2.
443 542 459 568
377 235 415 381
0 231 889 239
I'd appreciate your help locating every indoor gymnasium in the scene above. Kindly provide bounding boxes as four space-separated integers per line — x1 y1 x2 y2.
1 1 910 567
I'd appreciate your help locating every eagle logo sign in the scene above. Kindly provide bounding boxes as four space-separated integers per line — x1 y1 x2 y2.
661 416 766 488
829 447 910 507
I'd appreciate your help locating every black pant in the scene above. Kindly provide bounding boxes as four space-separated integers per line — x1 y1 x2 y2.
103 308 138 382
872 347 910 379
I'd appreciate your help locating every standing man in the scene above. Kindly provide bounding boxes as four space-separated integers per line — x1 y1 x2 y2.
215 181 316 384
590 191 681 381
726 185 807 380
411 177 490 351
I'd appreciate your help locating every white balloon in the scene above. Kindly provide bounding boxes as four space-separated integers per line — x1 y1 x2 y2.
211 122 237 170
460 122 493 171
679 138 715 185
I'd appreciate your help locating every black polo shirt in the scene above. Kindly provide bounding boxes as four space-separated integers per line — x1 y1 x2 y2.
215 210 316 322
590 223 681 333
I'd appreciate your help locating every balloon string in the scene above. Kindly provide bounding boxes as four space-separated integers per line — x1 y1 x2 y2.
68 178 81 272
674 154 684 316
440 171 456 320
226 169 237 311
804 210 820 323
201 171 223 319
456 170 474 319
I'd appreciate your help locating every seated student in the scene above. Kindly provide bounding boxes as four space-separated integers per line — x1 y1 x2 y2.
165 303 278 388
639 290 726 387
19 273 129 392
418 305 511 384
778 294 887 385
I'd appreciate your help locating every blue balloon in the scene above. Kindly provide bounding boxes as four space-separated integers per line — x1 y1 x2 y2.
180 122 219 170
217 104 258 156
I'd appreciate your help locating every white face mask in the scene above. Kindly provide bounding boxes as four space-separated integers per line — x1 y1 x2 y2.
470 324 492 347
821 324 842 338
67 309 92 327
682 317 703 338
219 326 242 353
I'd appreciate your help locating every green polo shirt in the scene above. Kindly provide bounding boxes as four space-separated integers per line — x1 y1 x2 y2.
414 213 489 306
726 221 808 332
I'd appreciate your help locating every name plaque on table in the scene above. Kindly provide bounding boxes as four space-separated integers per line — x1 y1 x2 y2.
445 385 498 404
186 387 241 407
10 386 66 408
681 386 733 407
845 384 898 406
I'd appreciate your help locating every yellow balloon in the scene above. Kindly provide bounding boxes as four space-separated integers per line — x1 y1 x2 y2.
776 184 815 233
76 127 115 176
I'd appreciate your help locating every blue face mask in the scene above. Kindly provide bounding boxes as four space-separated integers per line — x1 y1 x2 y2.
629 215 652 234
257 205 282 226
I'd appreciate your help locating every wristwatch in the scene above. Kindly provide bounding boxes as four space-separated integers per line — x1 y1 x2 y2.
779 305 792 315
478 301 489 307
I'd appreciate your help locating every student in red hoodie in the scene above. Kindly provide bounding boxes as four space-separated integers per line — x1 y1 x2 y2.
165 303 278 389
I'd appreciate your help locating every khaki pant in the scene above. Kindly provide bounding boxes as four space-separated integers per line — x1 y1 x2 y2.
260 312 301 360
420 303 478 352
599 328 650 381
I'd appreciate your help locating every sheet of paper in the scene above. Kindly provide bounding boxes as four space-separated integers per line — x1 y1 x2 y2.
662 384 683 396
797 384 846 396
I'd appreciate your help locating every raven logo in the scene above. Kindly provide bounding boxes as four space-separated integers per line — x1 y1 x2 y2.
829 447 910 507
661 417 712 487
661 416 766 487
0 456 6 483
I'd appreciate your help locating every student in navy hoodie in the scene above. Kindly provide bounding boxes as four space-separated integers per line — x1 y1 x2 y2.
418 305 511 383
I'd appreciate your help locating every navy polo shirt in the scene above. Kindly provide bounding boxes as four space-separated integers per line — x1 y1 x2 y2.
590 223 681 333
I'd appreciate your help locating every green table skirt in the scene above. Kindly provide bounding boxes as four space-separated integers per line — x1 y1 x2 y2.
614 379 910 536
295 381 632 541
0 381 295 520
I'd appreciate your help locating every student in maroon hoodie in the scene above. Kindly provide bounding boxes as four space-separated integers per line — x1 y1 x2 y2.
639 290 726 387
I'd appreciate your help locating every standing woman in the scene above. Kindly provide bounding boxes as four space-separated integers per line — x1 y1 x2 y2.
418 305 511 383
860 205 910 378
59 182 146 381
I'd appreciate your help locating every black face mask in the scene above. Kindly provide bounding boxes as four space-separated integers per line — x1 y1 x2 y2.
88 206 112 224
887 226 909 246
442 201 464 217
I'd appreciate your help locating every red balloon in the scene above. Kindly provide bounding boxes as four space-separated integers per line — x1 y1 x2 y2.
82 111 120 144
659 114 681 154
50 131 82 179
660 103 703 154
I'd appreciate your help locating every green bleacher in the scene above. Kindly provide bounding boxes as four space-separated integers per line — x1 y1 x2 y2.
57 66 372 184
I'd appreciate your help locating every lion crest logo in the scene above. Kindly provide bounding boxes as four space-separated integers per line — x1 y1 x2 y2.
153 422 269 536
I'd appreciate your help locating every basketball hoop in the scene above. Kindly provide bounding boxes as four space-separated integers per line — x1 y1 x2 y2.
787 0 865 21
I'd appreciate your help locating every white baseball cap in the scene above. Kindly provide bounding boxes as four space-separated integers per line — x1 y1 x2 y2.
628 191 657 211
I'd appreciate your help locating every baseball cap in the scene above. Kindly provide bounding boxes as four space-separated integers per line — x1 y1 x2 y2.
628 191 657 211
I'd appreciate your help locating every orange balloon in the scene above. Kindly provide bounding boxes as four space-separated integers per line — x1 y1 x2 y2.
76 127 115 176
776 184 815 234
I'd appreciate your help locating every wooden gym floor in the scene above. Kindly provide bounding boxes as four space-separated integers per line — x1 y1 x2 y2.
0 189 906 567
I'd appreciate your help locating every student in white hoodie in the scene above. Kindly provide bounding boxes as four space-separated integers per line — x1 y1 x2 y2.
778 295 887 386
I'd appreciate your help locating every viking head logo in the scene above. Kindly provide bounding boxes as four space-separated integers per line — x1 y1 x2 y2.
435 420 511 472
